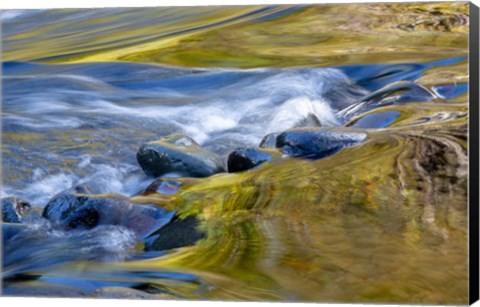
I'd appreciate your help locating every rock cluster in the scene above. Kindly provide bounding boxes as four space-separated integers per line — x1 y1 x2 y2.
3 127 368 256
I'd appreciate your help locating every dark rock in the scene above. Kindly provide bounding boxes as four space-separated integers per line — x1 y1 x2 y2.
2 197 32 223
42 194 174 239
64 205 100 230
276 128 367 159
42 194 89 225
227 147 280 173
145 216 206 251
259 132 279 148
137 134 225 178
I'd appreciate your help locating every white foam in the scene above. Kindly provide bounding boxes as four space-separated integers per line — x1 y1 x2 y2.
32 168 47 181
78 155 92 168
0 10 40 22
24 172 79 206
0 186 13 199
267 96 340 134
4 114 84 129
77 225 137 261
75 161 139 195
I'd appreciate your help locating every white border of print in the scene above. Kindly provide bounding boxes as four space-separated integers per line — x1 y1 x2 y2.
0 1 479 307
1 0 479 9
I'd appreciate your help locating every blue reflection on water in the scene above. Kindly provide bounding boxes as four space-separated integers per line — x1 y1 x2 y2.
351 110 401 128
433 83 468 98
337 56 466 91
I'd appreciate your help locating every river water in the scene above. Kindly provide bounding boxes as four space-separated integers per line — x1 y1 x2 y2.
0 3 471 303
4 59 464 205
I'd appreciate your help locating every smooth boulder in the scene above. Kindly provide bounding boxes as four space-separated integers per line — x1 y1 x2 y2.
137 134 224 178
2 198 32 223
42 194 88 225
227 147 280 173
145 216 206 252
276 128 367 159
42 194 174 239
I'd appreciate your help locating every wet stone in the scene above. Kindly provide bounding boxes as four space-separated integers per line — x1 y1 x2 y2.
1 197 32 223
276 128 367 160
145 216 206 252
42 194 89 225
136 134 225 178
227 147 280 173
42 194 174 239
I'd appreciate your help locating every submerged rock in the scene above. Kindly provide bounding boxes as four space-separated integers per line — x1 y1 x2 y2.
227 147 280 173
145 216 206 252
2 197 32 223
140 177 201 196
137 134 225 178
144 179 183 195
276 128 367 159
42 194 174 239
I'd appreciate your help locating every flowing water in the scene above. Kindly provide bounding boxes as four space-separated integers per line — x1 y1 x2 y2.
0 3 471 304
